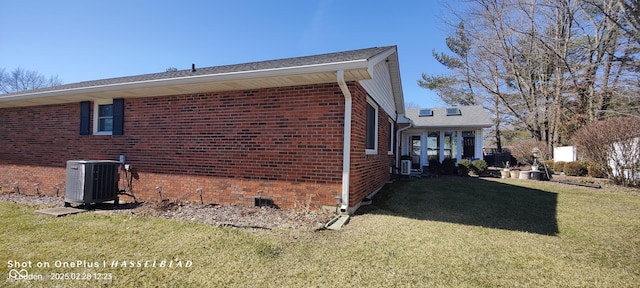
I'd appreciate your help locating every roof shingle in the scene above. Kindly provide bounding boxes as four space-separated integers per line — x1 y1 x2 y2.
4 46 395 96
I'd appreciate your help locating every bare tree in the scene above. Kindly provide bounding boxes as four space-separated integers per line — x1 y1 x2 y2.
424 0 640 155
582 0 640 45
0 67 62 94
404 101 422 109
572 116 640 186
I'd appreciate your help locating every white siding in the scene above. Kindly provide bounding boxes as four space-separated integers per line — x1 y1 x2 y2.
359 60 396 119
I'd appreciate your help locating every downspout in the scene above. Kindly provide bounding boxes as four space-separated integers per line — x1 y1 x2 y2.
337 70 351 211
396 121 412 172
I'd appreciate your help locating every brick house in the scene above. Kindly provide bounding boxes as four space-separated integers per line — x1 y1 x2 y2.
0 46 404 213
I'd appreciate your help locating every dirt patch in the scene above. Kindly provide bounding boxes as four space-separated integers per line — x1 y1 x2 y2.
0 193 335 231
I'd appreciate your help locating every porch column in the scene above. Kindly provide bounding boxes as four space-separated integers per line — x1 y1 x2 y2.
456 130 463 163
439 130 445 163
421 131 427 168
475 129 484 160
401 134 408 156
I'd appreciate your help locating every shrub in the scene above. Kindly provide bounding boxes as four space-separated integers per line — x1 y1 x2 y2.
441 158 457 175
553 161 566 173
428 159 441 174
564 161 588 176
587 162 606 178
457 159 472 176
471 159 488 175
510 139 551 165
543 160 555 174
572 116 640 186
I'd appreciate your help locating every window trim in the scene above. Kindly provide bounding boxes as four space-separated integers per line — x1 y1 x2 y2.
93 99 113 135
365 97 378 155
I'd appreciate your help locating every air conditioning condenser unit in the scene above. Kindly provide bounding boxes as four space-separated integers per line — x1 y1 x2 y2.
64 160 120 209
400 160 412 176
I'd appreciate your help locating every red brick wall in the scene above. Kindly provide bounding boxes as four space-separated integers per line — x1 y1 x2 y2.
0 165 66 196
347 84 395 207
0 81 394 210
0 83 345 208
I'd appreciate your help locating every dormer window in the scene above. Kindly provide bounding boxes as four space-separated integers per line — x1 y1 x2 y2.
419 109 433 117
446 108 461 116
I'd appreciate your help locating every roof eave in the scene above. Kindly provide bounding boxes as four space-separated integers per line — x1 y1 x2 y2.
0 59 370 106
412 124 493 129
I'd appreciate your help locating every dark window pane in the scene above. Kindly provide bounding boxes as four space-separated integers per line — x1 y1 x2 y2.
98 104 114 132
99 118 113 132
99 104 113 117
388 122 393 152
366 102 375 150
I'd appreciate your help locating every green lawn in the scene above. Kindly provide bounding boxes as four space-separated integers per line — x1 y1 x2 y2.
1 177 639 287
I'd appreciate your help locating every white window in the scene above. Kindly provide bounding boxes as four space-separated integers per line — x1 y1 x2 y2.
94 99 113 135
365 97 378 155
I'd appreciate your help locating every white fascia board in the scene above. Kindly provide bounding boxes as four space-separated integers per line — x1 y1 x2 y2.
0 59 369 102
366 46 396 72
387 53 405 115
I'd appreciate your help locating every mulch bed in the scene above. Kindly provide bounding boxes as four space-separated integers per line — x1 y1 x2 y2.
0 193 335 231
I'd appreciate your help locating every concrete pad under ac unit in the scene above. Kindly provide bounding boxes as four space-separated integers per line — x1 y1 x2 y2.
34 207 88 217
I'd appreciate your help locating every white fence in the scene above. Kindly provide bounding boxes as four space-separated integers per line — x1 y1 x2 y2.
553 146 577 162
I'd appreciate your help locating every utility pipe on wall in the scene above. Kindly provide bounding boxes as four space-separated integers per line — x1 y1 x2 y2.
336 70 351 211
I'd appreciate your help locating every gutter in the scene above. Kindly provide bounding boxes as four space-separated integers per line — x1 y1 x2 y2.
336 70 351 212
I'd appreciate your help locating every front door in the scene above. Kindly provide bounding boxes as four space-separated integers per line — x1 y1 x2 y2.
463 131 475 159
410 135 421 169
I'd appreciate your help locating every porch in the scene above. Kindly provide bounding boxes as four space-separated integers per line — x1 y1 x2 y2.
399 106 493 172
402 129 484 170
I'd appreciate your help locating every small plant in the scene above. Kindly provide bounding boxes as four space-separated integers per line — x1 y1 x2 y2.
457 159 472 176
471 159 488 175
553 161 566 173
564 161 588 176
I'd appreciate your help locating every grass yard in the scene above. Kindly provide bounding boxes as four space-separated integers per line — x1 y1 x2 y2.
1 177 639 287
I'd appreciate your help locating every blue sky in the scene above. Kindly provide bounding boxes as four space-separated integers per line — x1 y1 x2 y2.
0 0 457 108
